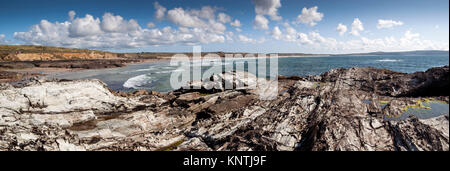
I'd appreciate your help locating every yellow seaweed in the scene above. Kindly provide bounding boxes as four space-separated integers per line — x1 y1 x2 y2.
402 100 433 112
155 139 185 151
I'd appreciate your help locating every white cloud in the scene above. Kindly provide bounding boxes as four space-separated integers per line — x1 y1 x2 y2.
218 13 232 23
68 10 76 20
208 21 227 33
350 18 364 36
225 31 234 41
11 8 448 53
284 26 298 42
191 6 216 20
13 9 232 49
296 6 324 26
238 34 265 44
238 34 256 43
251 0 281 32
218 12 242 28
154 1 167 21
336 23 347 36
253 15 269 30
266 25 448 52
309 31 326 43
0 34 6 44
147 22 155 28
15 20 71 46
377 19 403 29
403 30 420 40
165 6 227 34
252 0 282 21
101 13 141 33
167 8 205 28
298 33 313 45
384 36 396 45
270 24 313 44
230 19 241 27
258 37 266 43
69 14 102 37
272 26 282 40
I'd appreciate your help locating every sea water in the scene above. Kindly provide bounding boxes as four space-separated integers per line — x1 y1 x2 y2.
50 55 449 93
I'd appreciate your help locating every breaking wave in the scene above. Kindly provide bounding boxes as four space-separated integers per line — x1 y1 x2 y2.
376 59 403 62
123 74 152 89
135 68 157 72
154 69 184 74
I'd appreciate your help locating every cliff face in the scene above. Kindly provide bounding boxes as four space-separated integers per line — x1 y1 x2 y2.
1 52 119 61
0 45 123 62
0 66 448 151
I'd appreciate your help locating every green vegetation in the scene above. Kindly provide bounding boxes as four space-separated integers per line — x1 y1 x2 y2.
0 45 328 60
400 98 448 112
312 82 327 88
0 45 105 54
422 98 448 104
199 93 211 97
386 98 448 120
401 100 432 112
155 139 185 151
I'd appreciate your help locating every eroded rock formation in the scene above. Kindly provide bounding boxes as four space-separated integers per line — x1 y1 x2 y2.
0 66 448 151
1 52 119 62
0 59 141 70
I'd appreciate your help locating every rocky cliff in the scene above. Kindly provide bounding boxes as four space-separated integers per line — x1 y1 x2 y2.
0 45 121 62
1 52 120 61
0 45 142 71
0 66 448 151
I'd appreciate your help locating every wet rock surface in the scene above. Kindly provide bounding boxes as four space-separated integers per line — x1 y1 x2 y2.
0 66 448 151
0 70 44 83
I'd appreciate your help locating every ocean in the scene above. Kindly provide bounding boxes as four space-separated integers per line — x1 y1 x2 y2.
50 55 449 92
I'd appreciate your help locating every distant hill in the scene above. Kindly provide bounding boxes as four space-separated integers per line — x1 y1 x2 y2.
337 50 449 56
0 45 104 54
0 45 120 62
1 45 448 62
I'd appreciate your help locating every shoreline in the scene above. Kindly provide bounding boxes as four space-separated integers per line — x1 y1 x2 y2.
0 58 170 81
0 66 448 151
0 55 329 81
0 53 447 83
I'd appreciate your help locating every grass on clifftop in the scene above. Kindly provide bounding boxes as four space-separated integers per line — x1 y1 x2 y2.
0 45 105 54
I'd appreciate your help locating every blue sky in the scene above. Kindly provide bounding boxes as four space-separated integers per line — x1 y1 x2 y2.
0 0 448 53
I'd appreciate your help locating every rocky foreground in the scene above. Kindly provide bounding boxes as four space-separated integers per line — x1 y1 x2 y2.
0 66 448 151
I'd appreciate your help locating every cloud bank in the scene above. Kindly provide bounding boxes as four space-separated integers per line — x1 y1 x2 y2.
377 19 404 29
14 4 243 49
8 1 448 53
270 23 448 52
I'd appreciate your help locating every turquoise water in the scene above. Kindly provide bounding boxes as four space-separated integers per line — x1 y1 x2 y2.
364 100 449 121
384 101 449 121
50 55 449 92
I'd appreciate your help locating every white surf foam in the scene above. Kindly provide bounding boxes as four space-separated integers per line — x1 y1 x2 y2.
376 59 403 62
123 74 152 89
155 69 184 74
